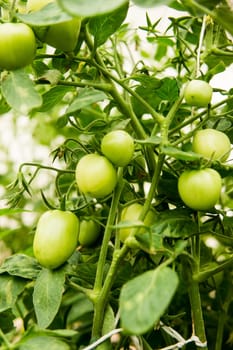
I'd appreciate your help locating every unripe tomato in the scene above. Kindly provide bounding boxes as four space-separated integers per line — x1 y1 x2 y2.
101 130 134 167
192 128 231 161
33 210 79 269
184 80 212 107
75 153 117 198
0 23 36 70
119 203 156 243
178 168 222 211
78 219 101 246
27 0 81 52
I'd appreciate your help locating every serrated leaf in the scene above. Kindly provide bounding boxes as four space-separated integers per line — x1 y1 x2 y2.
151 209 197 238
161 145 202 161
89 3 129 47
33 268 66 328
120 266 179 334
57 0 128 17
157 77 179 102
17 2 72 26
66 88 107 114
1 70 42 114
0 275 26 312
0 254 41 279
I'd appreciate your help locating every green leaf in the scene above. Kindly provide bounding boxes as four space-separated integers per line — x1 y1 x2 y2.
132 0 173 7
0 254 41 280
157 78 179 102
151 209 197 238
57 0 128 17
66 88 107 114
0 275 26 312
1 70 42 114
33 268 66 328
17 2 72 26
18 335 70 350
120 266 179 334
161 145 202 161
214 2 233 37
39 86 73 112
89 3 129 47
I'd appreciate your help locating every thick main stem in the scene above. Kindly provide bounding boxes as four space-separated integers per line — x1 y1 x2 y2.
188 279 208 350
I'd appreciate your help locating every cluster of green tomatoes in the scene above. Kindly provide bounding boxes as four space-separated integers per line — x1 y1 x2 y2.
33 111 231 269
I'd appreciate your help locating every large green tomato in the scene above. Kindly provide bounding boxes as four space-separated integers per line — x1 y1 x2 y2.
0 23 36 70
101 130 134 167
192 128 231 162
75 153 117 198
184 80 212 107
27 0 81 52
33 210 79 269
78 219 101 246
119 203 156 243
178 168 222 211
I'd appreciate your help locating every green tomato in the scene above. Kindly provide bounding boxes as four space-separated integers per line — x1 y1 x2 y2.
184 80 212 107
101 130 134 167
178 168 222 211
33 210 79 269
78 219 101 246
27 0 81 52
192 128 231 162
75 153 117 198
119 203 156 243
0 23 36 70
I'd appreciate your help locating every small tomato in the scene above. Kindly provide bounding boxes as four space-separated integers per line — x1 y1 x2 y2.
75 153 117 198
101 130 134 167
78 219 101 246
178 168 222 211
184 80 212 107
192 128 231 161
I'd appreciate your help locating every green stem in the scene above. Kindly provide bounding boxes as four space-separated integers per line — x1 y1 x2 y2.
91 244 129 339
188 280 208 349
0 328 12 349
93 168 124 292
193 255 233 283
185 213 207 349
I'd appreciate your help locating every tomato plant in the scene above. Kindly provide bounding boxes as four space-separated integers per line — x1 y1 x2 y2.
1 1 233 350
33 210 79 269
178 168 222 210
192 128 231 161
0 22 36 70
101 129 135 166
78 219 101 246
75 153 117 198
184 79 213 107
